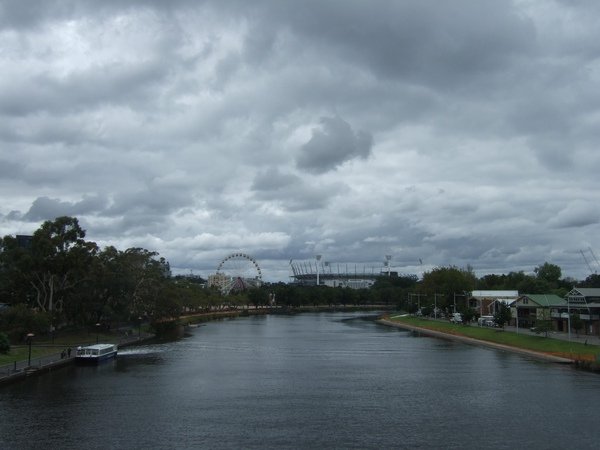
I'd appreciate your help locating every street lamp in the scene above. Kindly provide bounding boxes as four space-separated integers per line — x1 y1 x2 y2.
95 323 100 344
26 333 34 367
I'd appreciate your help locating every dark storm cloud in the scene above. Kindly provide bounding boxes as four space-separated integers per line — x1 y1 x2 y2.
236 0 535 88
296 117 373 174
22 195 108 221
251 168 338 212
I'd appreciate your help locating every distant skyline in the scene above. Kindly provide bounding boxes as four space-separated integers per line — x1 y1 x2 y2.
1 1 599 282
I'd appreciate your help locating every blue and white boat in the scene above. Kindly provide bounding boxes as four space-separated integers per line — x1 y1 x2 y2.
75 343 118 363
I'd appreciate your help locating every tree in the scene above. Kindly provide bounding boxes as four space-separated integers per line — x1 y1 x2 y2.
29 217 98 321
493 302 512 329
0 332 9 354
118 247 170 319
247 287 269 308
532 308 553 337
461 307 477 323
581 274 600 288
571 313 583 336
532 319 553 337
421 266 476 310
0 304 50 341
534 262 562 285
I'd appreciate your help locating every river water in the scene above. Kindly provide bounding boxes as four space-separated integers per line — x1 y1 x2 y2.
1 312 599 449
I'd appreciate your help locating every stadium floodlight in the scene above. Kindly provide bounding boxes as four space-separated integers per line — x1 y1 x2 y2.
316 255 322 286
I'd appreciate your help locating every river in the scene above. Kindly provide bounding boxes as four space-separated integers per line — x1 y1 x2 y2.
1 312 599 449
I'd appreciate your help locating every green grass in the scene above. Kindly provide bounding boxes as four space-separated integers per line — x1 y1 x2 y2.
387 316 600 361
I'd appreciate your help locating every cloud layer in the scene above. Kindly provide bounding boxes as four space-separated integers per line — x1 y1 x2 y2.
1 0 599 281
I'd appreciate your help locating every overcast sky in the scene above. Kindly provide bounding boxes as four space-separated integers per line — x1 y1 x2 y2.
1 0 599 282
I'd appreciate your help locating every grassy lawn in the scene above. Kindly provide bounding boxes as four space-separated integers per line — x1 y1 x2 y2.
386 315 600 361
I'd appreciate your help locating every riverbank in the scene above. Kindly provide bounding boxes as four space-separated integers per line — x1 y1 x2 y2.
0 333 155 386
2 306 391 386
377 316 598 366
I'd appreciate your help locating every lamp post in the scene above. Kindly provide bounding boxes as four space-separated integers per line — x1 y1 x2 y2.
26 333 34 366
316 255 322 286
567 298 571 342
138 316 142 339
95 323 100 344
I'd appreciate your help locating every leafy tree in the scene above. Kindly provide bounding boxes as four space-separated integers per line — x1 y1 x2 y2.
247 287 270 308
0 235 38 306
460 307 477 323
421 266 476 310
516 276 552 294
119 247 170 318
535 309 552 337
534 262 562 284
0 332 10 354
571 313 583 336
28 217 98 324
420 305 433 317
493 302 512 329
581 274 600 288
406 302 419 314
477 274 506 290
0 304 50 341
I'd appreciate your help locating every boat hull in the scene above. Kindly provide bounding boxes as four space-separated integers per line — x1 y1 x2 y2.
75 351 117 364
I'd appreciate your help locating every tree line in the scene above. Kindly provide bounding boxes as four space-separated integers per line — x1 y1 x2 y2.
1 216 599 344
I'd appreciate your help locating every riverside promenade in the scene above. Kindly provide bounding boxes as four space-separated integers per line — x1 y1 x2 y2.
377 318 577 364
0 332 153 386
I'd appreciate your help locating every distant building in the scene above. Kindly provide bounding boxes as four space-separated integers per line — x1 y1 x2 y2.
290 260 393 289
323 279 375 289
555 288 600 335
512 294 565 329
469 290 519 316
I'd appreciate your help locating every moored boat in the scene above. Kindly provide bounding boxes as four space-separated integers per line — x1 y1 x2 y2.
75 343 118 363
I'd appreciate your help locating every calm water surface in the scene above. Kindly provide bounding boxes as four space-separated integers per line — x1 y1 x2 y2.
1 312 600 449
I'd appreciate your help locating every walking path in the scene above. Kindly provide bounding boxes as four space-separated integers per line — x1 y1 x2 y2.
502 324 600 346
0 333 152 386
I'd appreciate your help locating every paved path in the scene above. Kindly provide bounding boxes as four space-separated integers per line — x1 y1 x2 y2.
0 333 153 385
502 324 600 346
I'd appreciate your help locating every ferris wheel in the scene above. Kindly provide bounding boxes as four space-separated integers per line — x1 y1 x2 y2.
215 252 263 295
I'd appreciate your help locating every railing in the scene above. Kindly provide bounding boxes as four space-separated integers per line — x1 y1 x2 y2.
0 350 67 379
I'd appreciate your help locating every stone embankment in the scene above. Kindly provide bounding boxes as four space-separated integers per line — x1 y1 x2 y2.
377 318 574 364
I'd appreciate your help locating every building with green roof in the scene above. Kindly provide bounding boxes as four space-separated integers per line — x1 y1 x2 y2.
513 294 565 329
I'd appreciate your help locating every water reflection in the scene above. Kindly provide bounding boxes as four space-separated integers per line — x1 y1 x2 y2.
1 312 600 449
